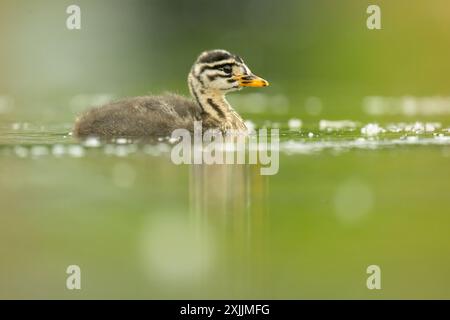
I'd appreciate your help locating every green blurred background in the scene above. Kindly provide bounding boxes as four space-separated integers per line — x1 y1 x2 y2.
0 0 450 299
1 0 450 122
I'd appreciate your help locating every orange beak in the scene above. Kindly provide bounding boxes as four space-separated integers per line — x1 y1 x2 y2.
235 74 269 87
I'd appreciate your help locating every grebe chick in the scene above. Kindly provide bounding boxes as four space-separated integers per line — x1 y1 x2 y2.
73 49 269 138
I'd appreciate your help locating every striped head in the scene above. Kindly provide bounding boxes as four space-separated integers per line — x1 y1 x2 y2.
188 49 269 95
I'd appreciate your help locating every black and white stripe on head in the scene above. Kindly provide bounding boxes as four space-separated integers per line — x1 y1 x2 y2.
191 49 248 92
197 50 233 64
195 50 243 73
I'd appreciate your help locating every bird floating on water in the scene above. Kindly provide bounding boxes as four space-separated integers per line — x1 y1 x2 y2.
73 49 269 138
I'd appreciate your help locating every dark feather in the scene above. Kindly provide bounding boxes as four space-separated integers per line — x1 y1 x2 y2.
73 94 202 138
198 50 233 64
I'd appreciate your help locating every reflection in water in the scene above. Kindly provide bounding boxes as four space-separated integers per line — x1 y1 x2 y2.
137 159 270 294
189 161 269 295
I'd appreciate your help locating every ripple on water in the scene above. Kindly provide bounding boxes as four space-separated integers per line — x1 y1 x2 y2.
319 120 358 131
361 123 385 136
1 121 449 159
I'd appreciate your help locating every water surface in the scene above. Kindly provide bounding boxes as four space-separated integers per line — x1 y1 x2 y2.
0 120 449 299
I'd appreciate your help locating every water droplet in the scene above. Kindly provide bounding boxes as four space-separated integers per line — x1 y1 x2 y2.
30 145 49 157
83 137 101 148
67 145 85 158
14 146 29 158
288 118 302 130
361 123 385 136
52 144 66 157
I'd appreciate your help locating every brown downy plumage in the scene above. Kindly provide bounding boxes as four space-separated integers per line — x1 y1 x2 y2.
73 49 269 138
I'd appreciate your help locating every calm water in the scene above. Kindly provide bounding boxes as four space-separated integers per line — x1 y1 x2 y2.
0 120 449 299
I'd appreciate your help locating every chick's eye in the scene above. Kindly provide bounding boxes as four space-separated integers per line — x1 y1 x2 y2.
220 65 232 74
